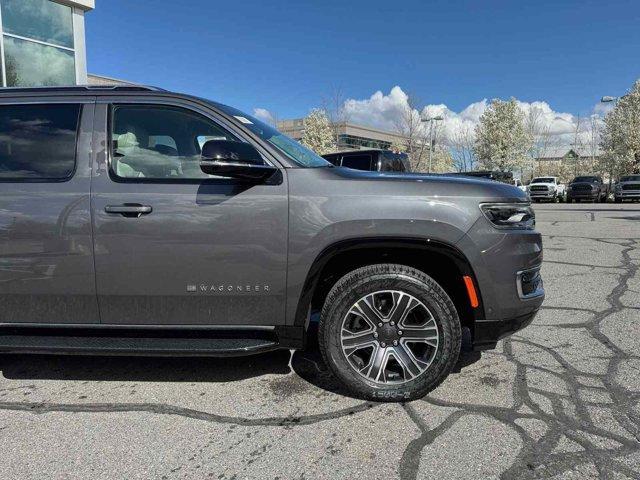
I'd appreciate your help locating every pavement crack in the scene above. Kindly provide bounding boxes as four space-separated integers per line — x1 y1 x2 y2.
0 400 378 427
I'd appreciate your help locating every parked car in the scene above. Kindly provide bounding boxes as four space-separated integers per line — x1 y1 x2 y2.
322 149 411 172
0 85 544 401
527 176 566 202
566 175 608 203
613 174 640 203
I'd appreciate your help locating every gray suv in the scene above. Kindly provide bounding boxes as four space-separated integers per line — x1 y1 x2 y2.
0 86 544 401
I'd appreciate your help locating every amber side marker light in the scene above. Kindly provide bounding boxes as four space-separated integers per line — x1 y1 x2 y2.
462 275 479 308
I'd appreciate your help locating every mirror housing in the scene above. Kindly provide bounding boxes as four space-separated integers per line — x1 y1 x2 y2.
199 140 277 181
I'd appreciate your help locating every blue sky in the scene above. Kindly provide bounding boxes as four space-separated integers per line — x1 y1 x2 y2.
86 0 640 123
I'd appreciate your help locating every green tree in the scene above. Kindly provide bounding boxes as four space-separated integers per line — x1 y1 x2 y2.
600 79 640 174
474 98 532 172
301 109 337 155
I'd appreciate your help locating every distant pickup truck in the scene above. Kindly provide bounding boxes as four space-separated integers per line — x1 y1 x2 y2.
566 175 608 203
527 177 566 202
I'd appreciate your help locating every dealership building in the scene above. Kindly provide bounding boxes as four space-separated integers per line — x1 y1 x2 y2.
277 118 407 152
0 0 94 87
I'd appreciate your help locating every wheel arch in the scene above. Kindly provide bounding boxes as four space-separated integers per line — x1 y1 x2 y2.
293 237 485 334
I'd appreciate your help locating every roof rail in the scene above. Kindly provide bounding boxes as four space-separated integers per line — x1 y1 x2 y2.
0 85 166 93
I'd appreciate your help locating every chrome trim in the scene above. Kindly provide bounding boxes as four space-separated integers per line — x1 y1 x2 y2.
516 266 544 300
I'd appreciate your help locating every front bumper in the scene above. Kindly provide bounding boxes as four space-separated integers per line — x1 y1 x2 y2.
567 191 598 199
456 216 544 350
472 310 538 351
615 191 640 199
529 190 556 199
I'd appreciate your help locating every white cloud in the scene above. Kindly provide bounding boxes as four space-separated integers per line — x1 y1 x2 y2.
337 86 606 156
253 107 275 125
342 86 410 132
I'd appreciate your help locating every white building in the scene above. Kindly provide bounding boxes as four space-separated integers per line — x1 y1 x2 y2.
0 0 94 87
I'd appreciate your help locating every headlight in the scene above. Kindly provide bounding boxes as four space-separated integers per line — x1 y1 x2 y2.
480 203 535 230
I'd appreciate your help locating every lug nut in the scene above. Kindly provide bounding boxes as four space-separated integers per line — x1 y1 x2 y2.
373 332 378 338
390 321 395 326
378 322 383 327
380 342 386 347
398 330 402 335
393 340 398 346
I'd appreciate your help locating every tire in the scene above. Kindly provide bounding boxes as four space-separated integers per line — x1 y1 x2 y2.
615 197 622 204
318 263 461 402
567 197 573 203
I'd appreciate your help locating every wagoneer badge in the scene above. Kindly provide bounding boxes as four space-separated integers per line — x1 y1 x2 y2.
187 284 270 293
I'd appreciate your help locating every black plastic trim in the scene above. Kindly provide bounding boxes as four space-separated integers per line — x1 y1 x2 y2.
293 237 485 328
472 310 538 351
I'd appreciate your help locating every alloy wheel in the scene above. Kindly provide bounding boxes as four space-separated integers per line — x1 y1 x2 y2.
340 290 439 385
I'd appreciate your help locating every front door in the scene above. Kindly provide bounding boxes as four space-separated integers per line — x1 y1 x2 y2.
90 101 288 326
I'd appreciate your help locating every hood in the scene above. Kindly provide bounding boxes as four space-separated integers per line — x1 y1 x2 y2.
327 166 528 201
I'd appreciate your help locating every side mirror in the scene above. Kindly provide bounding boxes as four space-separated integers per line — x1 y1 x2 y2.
199 140 277 181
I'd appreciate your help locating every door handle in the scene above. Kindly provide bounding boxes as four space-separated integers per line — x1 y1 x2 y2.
105 204 152 218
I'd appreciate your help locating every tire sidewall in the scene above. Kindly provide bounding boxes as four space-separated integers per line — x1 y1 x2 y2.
321 268 460 402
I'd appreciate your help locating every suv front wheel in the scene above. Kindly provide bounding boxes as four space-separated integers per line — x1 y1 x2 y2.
319 264 461 402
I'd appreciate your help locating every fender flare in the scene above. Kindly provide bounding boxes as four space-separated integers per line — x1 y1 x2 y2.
292 236 484 328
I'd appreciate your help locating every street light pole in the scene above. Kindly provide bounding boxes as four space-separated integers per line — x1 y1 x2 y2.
420 115 444 173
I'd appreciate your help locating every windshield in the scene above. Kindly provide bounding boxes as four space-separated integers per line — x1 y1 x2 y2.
531 177 554 183
620 175 640 182
573 176 598 183
207 101 330 168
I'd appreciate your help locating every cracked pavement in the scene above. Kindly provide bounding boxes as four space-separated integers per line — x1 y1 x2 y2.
0 203 639 479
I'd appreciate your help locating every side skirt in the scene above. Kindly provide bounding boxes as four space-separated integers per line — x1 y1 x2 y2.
0 324 306 357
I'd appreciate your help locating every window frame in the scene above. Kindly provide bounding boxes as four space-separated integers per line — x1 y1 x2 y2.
107 103 264 185
0 101 81 183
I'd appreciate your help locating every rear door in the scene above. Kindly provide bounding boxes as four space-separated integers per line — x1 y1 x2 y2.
90 98 288 326
0 98 98 324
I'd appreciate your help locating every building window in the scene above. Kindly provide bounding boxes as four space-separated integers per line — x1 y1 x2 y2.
337 134 392 150
0 0 76 87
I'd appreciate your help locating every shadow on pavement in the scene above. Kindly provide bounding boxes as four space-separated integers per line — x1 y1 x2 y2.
0 350 292 383
290 324 482 399
0 327 482 393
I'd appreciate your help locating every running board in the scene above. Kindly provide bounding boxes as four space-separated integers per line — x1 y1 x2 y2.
0 326 304 356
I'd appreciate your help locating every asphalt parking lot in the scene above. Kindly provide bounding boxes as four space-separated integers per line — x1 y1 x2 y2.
0 202 639 480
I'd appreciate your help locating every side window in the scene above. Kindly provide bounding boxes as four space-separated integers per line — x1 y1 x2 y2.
0 103 80 180
380 155 405 172
111 105 240 180
341 154 373 171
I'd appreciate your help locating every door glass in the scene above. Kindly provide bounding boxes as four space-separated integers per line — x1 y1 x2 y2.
111 105 240 180
0 103 80 179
